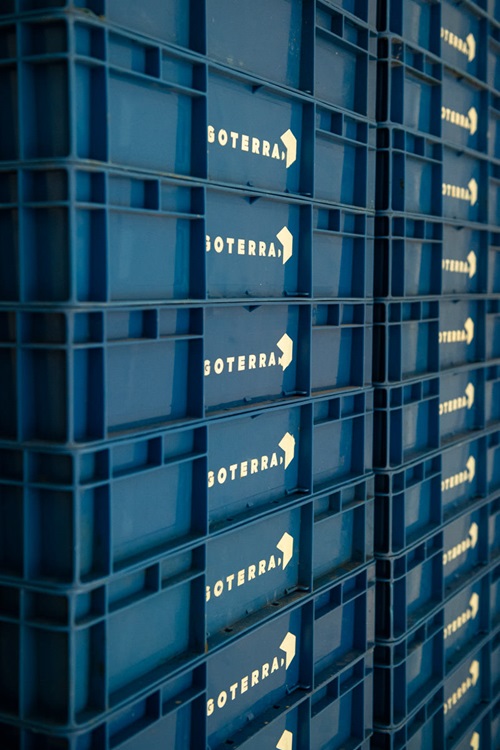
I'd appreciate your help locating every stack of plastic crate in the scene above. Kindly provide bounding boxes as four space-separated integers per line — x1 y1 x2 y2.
0 1 377 748
373 0 500 747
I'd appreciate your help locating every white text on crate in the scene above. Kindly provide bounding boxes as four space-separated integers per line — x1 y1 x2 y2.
208 126 297 168
206 226 293 265
204 333 294 376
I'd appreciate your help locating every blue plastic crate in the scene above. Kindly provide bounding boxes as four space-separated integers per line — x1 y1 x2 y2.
489 25 500 90
442 147 487 223
439 365 484 444
374 216 442 298
374 611 444 727
443 643 490 743
376 38 441 137
372 696 444 750
444 572 491 674
0 17 207 174
0 306 205 444
319 0 376 27
312 207 374 299
377 0 441 55
439 299 485 372
0 666 208 750
376 128 442 216
375 455 442 556
313 478 374 592
442 68 488 154
442 224 488 296
375 531 444 641
441 0 487 82
0 1 207 52
441 433 487 522
374 377 440 468
373 300 439 384
314 107 376 209
442 506 490 596
0 558 206 728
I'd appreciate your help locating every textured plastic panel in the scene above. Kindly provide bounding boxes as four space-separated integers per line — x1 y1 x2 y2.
376 128 442 216
375 455 442 556
441 434 487 522
442 224 488 296
375 216 442 298
374 377 440 468
376 38 441 136
374 611 443 727
441 0 487 82
439 365 484 444
373 300 439 384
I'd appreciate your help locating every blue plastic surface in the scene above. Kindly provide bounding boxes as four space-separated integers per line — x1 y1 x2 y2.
374 611 443 727
441 0 487 82
442 224 488 296
441 433 487 522
374 216 442 298
375 531 444 641
375 455 442 555
442 507 489 595
442 69 487 154
439 366 484 444
377 0 441 55
376 38 441 136
376 128 442 216
443 643 489 742
439 299 485 372
374 377 440 468
0 168 375 303
373 300 439 384
442 148 487 223
444 574 490 674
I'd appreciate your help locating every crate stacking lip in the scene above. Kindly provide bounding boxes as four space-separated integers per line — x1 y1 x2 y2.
0 567 374 738
0 397 373 591
0 302 373 444
0 165 375 304
206 568 374 748
0 645 373 750
439 298 485 372
374 376 440 469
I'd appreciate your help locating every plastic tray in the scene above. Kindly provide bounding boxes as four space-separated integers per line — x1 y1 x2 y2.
374 377 440 468
374 216 442 298
375 530 444 641
373 300 439 384
0 168 376 304
442 147 487 223
376 128 442 216
439 298 485 372
375 455 442 556
374 611 444 727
